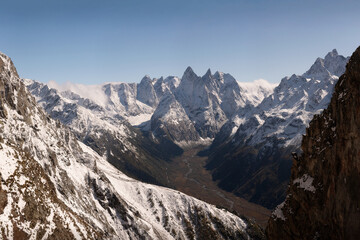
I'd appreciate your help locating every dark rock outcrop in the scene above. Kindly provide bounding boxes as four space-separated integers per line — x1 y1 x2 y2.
266 46 360 239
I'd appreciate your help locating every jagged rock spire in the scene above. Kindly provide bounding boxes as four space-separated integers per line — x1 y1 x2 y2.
182 66 198 80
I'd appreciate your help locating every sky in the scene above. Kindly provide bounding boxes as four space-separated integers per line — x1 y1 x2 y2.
0 0 360 84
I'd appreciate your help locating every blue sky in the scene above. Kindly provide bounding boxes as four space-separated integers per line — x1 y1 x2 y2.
1 0 359 84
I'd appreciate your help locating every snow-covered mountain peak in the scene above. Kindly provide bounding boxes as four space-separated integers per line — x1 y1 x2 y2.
304 49 349 79
325 48 338 58
213 71 225 83
278 49 348 92
0 51 19 80
140 75 153 84
137 75 158 107
213 72 237 86
304 57 330 79
324 49 349 76
231 49 349 148
203 68 212 78
182 66 198 80
202 68 222 89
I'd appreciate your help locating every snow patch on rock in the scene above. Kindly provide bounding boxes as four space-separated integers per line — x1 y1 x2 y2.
293 174 316 192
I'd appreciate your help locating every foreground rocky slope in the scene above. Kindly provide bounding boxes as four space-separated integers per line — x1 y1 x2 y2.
205 49 349 209
266 46 360 239
0 52 264 239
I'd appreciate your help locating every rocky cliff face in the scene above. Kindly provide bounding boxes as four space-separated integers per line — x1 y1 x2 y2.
205 50 349 209
266 47 360 239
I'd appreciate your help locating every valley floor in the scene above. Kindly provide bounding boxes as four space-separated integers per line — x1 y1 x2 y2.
165 148 271 227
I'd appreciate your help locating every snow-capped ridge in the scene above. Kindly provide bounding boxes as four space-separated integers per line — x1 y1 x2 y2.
304 49 349 79
28 62 274 148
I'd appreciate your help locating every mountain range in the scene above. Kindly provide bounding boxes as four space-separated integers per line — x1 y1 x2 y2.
0 51 263 239
266 46 360 240
0 44 356 239
204 49 349 209
25 49 349 212
25 65 275 190
31 66 275 146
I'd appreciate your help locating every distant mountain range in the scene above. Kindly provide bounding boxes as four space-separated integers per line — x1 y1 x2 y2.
25 65 275 188
31 66 275 144
24 49 348 212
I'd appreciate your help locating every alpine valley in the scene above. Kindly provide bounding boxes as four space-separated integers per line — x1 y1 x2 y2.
0 52 264 239
25 49 349 209
203 49 349 209
0 45 353 240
